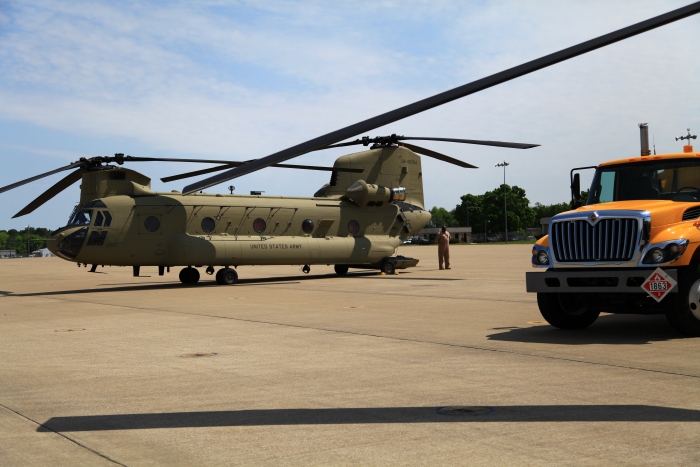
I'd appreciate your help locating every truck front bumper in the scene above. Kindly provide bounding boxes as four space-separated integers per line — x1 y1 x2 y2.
526 269 678 294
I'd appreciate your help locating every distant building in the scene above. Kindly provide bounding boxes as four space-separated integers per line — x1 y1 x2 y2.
540 217 551 234
0 249 18 258
418 226 472 243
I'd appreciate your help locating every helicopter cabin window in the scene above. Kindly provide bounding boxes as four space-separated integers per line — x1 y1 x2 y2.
302 219 314 234
348 220 360 235
94 211 104 227
68 210 92 226
253 218 266 233
87 230 108 246
103 211 112 227
144 216 160 232
201 217 216 233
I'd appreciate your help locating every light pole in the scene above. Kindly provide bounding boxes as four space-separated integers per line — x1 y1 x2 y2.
484 219 490 242
26 224 30 257
495 161 510 244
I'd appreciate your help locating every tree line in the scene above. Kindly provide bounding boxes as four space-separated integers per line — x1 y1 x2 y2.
0 227 51 254
429 185 588 233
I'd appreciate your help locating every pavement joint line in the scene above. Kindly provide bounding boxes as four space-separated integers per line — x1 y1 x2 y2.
40 296 700 380
0 402 128 467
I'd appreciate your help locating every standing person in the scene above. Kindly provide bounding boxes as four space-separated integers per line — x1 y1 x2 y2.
435 226 451 270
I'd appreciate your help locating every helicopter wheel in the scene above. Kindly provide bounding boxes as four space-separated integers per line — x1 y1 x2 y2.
334 264 349 276
381 260 396 275
216 267 239 285
179 267 200 284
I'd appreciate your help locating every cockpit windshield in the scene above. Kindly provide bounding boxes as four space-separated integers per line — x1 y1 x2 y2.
68 209 93 225
587 159 700 204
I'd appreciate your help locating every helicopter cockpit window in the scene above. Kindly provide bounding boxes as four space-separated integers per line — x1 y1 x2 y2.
87 230 108 246
144 216 160 232
83 200 107 208
302 219 314 234
201 217 216 233
94 211 104 227
103 211 112 227
68 210 92 226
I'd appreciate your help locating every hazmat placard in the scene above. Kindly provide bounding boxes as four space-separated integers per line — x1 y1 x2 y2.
641 268 677 302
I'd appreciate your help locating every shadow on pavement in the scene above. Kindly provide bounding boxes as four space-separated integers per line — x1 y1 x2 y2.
39 405 700 431
487 314 682 345
1 272 382 297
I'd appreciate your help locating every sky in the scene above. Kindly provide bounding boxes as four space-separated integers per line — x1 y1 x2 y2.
0 0 698 230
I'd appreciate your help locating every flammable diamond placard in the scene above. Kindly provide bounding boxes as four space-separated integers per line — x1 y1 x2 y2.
641 268 677 302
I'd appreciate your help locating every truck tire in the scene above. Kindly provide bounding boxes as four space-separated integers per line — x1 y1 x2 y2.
536 293 600 330
666 265 700 337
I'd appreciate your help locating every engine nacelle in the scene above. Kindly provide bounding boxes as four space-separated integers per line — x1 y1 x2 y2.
345 180 406 207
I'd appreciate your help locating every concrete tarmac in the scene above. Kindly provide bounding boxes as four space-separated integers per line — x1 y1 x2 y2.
1 244 699 466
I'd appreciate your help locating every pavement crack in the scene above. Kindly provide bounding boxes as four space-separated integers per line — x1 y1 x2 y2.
41 296 700 380
0 402 129 467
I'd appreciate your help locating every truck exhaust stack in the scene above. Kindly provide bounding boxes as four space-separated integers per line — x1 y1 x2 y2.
639 123 651 156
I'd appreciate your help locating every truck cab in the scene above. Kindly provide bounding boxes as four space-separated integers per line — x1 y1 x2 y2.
527 126 700 336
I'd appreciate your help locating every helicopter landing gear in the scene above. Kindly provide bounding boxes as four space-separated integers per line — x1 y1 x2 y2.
205 266 215 275
179 267 200 284
334 264 349 276
380 260 396 275
216 268 238 285
302 264 311 274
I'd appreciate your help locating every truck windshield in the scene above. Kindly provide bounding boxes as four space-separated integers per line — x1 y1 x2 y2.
587 159 700 204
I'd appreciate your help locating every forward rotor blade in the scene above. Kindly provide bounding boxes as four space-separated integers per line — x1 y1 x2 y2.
399 137 538 149
0 161 83 194
163 162 362 183
182 2 700 194
400 143 478 169
12 169 83 218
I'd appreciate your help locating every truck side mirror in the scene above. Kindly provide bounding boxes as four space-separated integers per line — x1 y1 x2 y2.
571 173 581 208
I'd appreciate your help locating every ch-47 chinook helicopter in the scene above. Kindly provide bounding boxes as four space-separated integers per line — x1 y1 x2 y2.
2 2 699 286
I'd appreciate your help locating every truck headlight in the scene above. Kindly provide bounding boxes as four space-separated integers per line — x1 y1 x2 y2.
649 248 665 263
641 239 688 265
532 244 549 266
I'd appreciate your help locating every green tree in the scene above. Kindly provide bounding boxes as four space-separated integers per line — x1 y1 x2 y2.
429 206 459 227
454 185 534 233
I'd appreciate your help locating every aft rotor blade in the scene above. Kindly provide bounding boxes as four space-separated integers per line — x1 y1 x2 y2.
182 2 700 194
0 161 83 194
400 143 478 169
163 163 362 183
399 137 538 149
12 169 83 218
322 136 539 150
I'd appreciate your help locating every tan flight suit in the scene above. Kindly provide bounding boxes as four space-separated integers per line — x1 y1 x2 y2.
435 231 451 269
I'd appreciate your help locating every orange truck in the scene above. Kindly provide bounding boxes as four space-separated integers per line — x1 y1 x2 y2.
527 124 700 336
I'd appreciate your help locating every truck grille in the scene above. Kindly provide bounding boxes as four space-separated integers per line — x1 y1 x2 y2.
551 218 640 262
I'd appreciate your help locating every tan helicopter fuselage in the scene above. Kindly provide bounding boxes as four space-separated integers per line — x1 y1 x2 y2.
46 146 432 271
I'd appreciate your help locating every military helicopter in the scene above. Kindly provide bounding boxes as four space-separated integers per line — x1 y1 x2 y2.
2 2 698 286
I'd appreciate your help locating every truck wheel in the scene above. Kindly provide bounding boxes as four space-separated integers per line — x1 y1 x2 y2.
666 266 700 337
536 293 600 329
334 265 349 276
